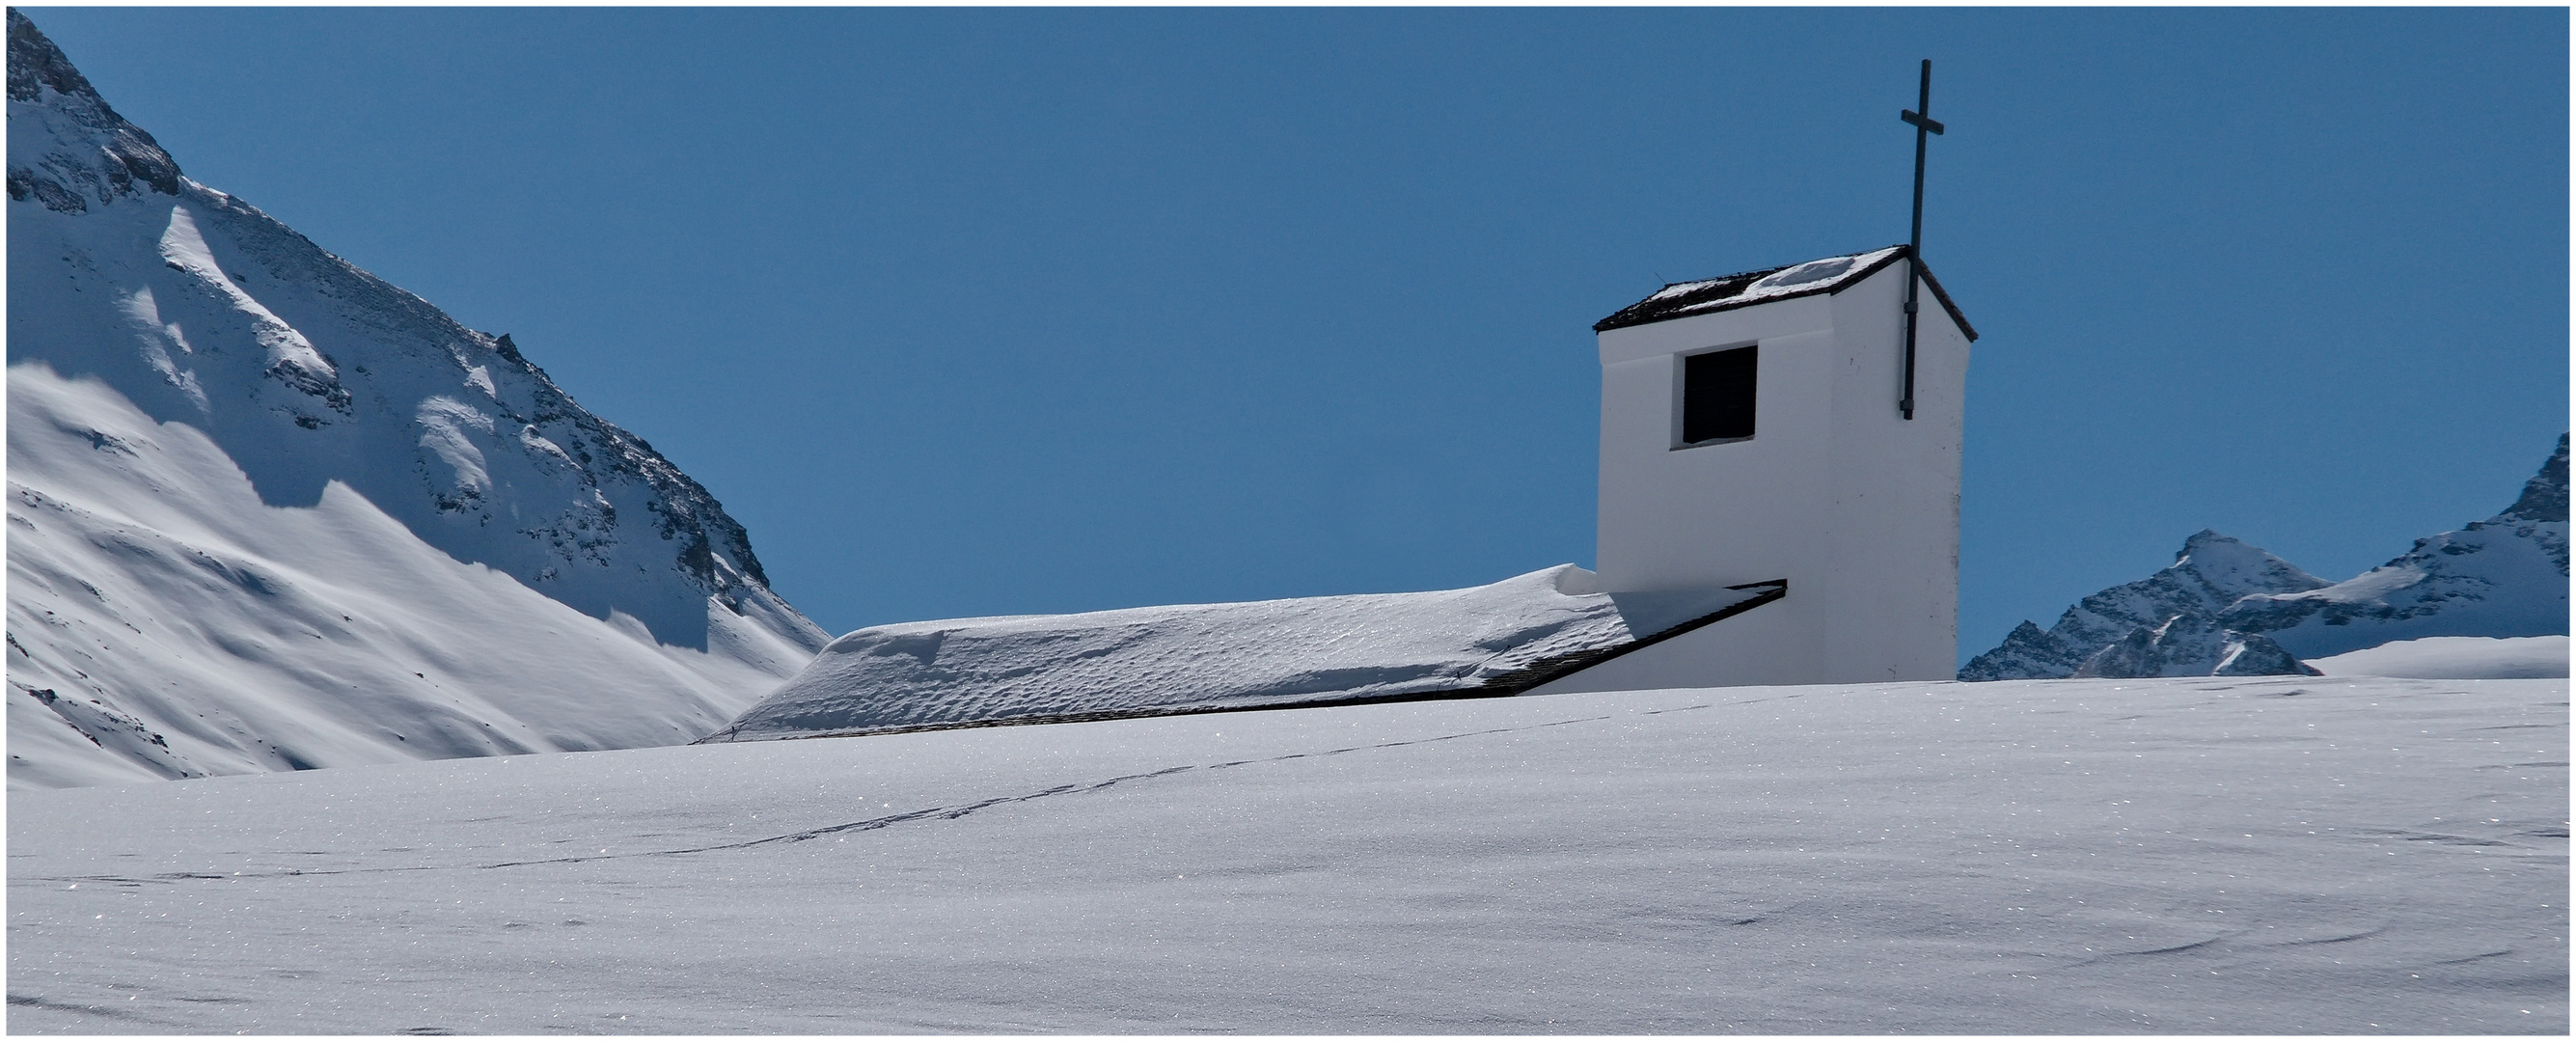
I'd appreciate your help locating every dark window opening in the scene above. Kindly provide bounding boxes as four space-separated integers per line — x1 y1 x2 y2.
1680 345 1757 445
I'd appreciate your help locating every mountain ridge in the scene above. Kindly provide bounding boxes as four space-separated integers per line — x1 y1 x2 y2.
1959 530 2329 681
2220 434 2570 659
7 11 827 787
1965 435 2570 680
6 9 815 651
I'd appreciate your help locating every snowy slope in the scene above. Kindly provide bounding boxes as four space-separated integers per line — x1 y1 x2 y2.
2223 434 2570 659
710 564 1773 740
1961 531 2329 680
2308 635 2569 679
6 13 828 787
8 367 818 788
9 674 2563 1033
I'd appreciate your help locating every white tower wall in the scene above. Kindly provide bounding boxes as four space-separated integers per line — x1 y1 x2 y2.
1548 259 1969 691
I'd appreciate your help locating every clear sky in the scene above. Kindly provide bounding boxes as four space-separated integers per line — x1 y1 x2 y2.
21 7 2570 662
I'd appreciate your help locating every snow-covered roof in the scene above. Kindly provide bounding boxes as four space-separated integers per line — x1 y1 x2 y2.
702 568 1787 742
1593 245 1977 340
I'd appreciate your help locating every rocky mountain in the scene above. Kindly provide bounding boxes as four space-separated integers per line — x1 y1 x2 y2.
1965 435 2570 680
2220 435 2569 659
7 12 829 787
1959 530 2329 681
2068 613 2313 679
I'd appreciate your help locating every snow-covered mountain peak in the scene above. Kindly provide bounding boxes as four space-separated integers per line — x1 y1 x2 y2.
2169 529 2329 598
2217 435 2571 657
8 13 829 786
5 9 180 212
1967 435 2571 680
7 12 822 654
1959 530 2330 682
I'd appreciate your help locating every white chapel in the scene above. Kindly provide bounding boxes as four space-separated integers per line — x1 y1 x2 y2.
1530 244 1977 693
713 244 1979 740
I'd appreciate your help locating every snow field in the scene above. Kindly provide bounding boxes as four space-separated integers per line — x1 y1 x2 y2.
2309 635 2570 680
9 674 2564 1032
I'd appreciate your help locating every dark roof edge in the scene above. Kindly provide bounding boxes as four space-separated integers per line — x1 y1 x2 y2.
1594 245 1977 342
1909 249 1980 343
1469 579 1788 694
1591 261 1833 334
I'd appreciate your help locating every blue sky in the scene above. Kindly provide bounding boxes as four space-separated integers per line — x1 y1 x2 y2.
22 7 2569 661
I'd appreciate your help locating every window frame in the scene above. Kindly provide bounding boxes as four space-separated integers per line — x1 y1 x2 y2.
1670 342 1759 450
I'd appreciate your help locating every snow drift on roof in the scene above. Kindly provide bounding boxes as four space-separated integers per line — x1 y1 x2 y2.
705 566 1783 741
1595 245 1977 340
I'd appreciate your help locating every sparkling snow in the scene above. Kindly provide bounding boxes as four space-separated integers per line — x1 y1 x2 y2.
10 675 2563 1033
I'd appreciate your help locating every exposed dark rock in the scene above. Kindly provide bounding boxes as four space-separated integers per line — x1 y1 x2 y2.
2499 433 2568 525
2218 435 2570 657
9 10 808 652
2070 613 2316 679
1972 435 2571 675
7 11 182 210
1960 531 2327 681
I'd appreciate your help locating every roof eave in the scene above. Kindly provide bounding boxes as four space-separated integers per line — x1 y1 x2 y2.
1909 254 1979 343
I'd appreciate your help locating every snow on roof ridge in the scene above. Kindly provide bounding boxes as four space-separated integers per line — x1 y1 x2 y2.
819 563 1601 646
1595 245 1976 341
712 567 1793 742
1640 247 1883 301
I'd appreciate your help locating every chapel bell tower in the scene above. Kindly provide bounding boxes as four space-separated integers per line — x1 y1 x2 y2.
1537 246 1976 691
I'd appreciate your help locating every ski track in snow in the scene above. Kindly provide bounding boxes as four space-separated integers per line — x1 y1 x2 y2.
29 701 1685 885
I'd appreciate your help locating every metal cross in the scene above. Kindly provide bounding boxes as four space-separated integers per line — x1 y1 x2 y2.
1898 59 1943 421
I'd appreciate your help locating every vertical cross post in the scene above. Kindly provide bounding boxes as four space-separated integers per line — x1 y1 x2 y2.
1899 59 1943 421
